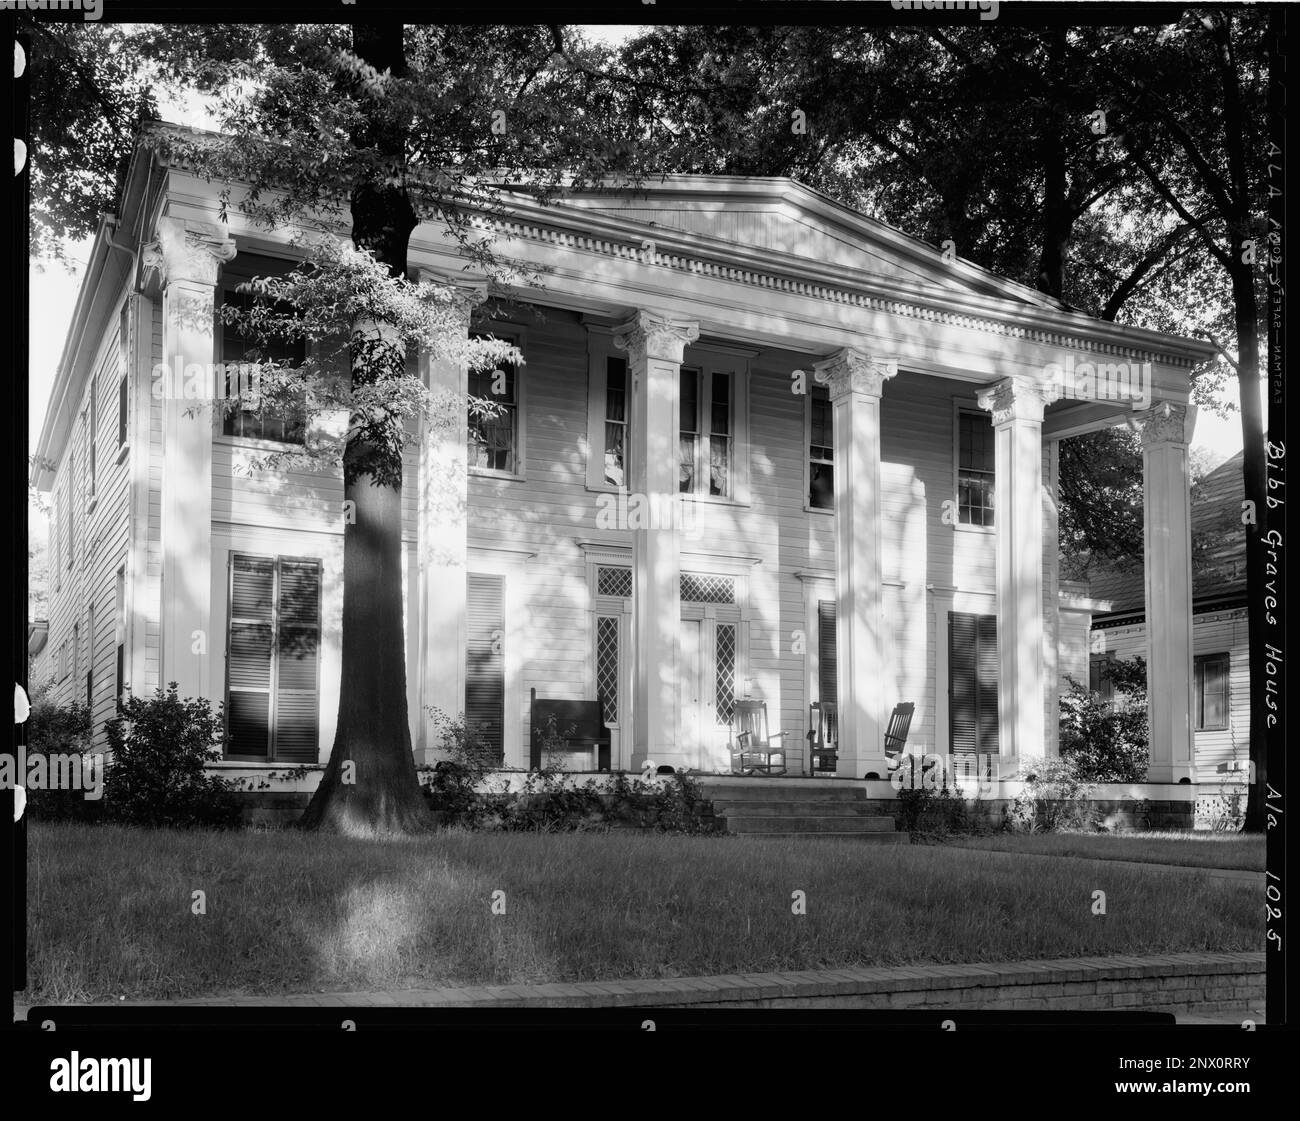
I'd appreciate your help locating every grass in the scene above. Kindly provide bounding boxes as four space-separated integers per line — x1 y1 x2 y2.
944 831 1265 871
25 822 1261 1004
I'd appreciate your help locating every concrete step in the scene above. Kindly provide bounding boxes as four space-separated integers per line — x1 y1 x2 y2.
722 814 897 834
700 782 867 802
735 830 907 844
710 800 879 817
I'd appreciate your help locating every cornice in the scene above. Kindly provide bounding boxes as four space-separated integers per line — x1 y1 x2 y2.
464 208 1213 370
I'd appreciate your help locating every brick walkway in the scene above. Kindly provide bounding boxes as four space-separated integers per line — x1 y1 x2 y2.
16 951 1264 1024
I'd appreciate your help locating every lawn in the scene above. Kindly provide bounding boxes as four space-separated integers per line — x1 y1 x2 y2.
25 822 1261 1004
945 832 1265 871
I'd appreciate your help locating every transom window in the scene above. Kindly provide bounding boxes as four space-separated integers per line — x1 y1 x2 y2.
957 411 995 527
680 573 735 604
593 567 735 605
680 368 732 498
596 566 633 598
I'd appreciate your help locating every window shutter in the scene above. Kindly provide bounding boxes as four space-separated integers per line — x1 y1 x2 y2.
949 612 977 760
818 600 837 706
976 613 999 755
274 561 321 762
950 611 998 761
227 557 274 756
466 573 506 763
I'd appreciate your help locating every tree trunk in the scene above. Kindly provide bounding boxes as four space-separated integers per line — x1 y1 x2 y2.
1235 264 1267 834
301 21 431 834
1036 28 1070 298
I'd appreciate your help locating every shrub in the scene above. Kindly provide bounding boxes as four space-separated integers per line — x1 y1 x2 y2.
1007 758 1098 833
1059 656 1149 782
21 686 98 822
895 771 968 839
505 771 607 832
420 708 502 825
102 684 241 829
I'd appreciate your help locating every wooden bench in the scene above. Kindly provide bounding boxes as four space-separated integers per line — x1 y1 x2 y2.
529 689 612 772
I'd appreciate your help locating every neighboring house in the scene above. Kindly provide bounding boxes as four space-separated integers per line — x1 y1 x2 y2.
30 124 1217 788
1089 451 1250 784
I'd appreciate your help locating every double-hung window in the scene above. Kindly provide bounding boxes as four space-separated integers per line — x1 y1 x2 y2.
679 367 733 498
219 288 308 444
957 411 995 527
1194 653 1230 731
225 554 321 761
468 333 520 475
809 383 834 509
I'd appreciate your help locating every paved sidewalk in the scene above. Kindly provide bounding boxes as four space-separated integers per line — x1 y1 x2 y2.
16 951 1264 1024
938 843 1262 884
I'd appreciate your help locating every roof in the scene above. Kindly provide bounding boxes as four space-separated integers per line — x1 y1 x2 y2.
1089 451 1247 618
32 124 1217 482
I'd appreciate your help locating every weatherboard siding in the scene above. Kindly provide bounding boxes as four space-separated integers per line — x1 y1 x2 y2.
1098 608 1249 778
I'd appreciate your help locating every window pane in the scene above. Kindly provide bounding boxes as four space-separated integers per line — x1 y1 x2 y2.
605 358 626 422
679 434 696 492
810 385 832 451
709 435 730 497
810 463 834 509
680 370 699 433
710 372 730 436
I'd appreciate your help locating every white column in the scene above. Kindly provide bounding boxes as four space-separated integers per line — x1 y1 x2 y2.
976 375 1055 771
147 216 235 702
1138 402 1197 784
615 310 699 773
813 348 897 778
414 277 486 763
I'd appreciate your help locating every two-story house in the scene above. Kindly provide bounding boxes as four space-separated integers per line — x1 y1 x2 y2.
32 126 1217 793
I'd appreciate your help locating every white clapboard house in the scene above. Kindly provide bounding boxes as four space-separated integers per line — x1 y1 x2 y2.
32 126 1218 790
1088 451 1251 789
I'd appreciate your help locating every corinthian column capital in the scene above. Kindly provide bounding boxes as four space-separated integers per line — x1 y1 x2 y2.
1136 401 1195 447
614 310 700 364
976 375 1058 425
146 216 237 289
812 348 898 401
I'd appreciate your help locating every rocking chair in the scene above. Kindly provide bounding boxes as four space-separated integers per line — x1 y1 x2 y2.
730 700 790 776
807 701 838 774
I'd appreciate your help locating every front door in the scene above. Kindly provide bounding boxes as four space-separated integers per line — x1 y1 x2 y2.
680 618 703 765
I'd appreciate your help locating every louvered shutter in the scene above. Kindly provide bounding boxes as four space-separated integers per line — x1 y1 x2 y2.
274 560 320 762
228 557 274 756
975 614 999 756
949 612 977 763
466 573 505 763
950 611 998 764
818 601 837 706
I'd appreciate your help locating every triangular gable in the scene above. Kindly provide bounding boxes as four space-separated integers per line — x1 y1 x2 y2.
555 175 1065 312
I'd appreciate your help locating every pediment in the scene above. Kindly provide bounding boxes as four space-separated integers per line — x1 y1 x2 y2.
553 176 1062 312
